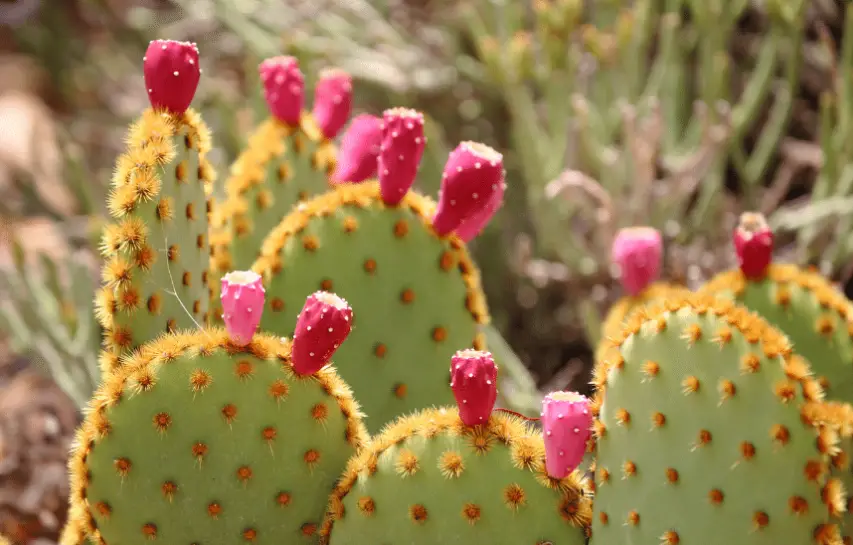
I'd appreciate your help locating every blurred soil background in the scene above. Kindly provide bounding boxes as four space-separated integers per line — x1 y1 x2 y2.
0 0 852 542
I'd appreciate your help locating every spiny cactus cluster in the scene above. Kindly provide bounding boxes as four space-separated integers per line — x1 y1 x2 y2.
57 38 853 545
60 39 593 545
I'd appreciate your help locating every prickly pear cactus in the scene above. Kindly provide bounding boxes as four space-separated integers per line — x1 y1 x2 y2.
61 329 367 545
253 118 505 432
700 212 853 540
209 58 353 283
589 293 847 545
320 350 592 544
96 40 216 375
700 213 853 401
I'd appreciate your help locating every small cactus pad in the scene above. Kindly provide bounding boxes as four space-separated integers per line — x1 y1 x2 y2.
64 329 366 545
253 182 489 432
589 293 846 545
96 108 216 374
700 265 853 401
320 408 592 544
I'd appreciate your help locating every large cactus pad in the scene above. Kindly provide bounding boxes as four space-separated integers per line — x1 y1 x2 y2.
210 114 335 281
62 329 366 545
97 109 216 374
252 182 490 432
321 408 591 544
589 294 846 545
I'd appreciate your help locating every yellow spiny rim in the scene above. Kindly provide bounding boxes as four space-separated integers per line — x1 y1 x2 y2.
319 408 592 541
208 113 337 277
94 108 215 370
252 181 490 325
590 293 850 463
701 264 853 322
64 329 368 543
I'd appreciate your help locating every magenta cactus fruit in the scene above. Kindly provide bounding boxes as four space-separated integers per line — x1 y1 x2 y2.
259 56 304 125
610 226 663 296
432 142 504 237
454 178 505 242
541 391 591 479
331 114 383 183
220 270 265 346
143 39 200 114
291 291 353 375
449 349 498 427
312 68 353 140
377 107 426 205
734 211 774 280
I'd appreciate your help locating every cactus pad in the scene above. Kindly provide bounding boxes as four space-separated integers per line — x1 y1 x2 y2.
320 408 592 544
589 293 846 545
700 264 853 401
63 329 366 545
96 109 216 374
253 182 489 432
210 114 336 280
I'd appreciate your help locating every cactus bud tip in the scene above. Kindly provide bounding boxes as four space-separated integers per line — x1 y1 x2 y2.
611 226 662 296
433 142 504 237
734 212 773 280
143 39 200 114
291 291 353 375
450 349 498 427
313 68 353 140
220 270 265 347
541 391 591 479
331 114 383 184
378 107 426 205
259 55 304 125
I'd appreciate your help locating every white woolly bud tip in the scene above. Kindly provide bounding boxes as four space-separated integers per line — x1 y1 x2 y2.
223 270 262 287
312 290 350 310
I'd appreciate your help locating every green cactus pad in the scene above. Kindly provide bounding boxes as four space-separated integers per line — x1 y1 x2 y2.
209 114 335 309
700 264 853 403
589 293 846 545
64 329 367 545
252 182 490 433
320 408 592 544
700 264 853 541
596 282 691 365
96 109 216 375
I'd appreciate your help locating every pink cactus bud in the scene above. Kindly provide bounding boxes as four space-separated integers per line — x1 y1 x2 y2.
143 40 200 115
610 227 663 296
291 291 353 375
541 391 591 479
432 142 504 236
220 270 265 346
450 349 498 427
331 114 383 183
259 56 304 125
734 212 773 280
454 179 505 242
377 108 426 205
312 69 353 140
